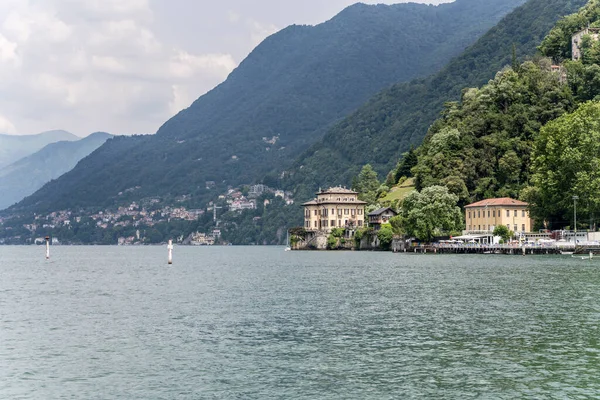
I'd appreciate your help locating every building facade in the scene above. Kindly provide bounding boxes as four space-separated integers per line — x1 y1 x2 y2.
572 27 600 61
302 187 367 233
465 198 532 234
368 207 398 231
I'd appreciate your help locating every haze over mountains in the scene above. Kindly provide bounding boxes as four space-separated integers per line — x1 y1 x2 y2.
0 130 79 170
0 132 112 210
8 0 526 214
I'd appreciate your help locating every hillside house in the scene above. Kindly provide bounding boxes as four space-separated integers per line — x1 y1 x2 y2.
572 27 600 61
368 207 398 231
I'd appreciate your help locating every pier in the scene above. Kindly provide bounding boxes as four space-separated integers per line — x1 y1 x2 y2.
403 243 600 255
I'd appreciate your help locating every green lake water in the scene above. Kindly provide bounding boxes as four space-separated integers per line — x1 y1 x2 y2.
1 246 599 399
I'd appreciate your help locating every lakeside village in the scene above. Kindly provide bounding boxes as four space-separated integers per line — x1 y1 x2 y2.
292 187 600 255
2 182 598 253
0 183 294 246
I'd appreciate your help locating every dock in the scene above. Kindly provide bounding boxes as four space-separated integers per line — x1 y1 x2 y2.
401 244 600 255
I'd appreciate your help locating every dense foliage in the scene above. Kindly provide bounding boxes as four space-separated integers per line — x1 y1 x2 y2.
287 0 588 200
392 186 463 242
539 0 600 61
526 102 600 229
5 0 524 216
412 60 575 205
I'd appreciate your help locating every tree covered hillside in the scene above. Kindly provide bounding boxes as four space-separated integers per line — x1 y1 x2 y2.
7 0 525 214
395 0 600 230
287 0 588 200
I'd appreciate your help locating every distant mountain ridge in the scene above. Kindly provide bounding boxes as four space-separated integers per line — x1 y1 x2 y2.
0 132 112 210
7 0 526 214
0 130 79 170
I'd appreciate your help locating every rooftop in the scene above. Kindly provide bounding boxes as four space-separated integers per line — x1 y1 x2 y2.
465 198 528 208
317 187 358 195
368 207 397 217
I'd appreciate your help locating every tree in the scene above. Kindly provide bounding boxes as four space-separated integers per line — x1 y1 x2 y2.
398 186 463 242
352 164 380 205
377 224 394 250
493 225 511 242
528 101 600 229
394 147 419 182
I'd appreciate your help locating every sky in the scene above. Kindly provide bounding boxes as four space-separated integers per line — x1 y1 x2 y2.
0 0 451 137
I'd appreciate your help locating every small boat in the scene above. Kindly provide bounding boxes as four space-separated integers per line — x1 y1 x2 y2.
285 230 291 252
560 250 574 255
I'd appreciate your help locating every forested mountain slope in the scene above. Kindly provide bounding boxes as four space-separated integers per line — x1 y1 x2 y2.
0 130 78 170
8 0 525 214
287 0 589 200
0 132 112 210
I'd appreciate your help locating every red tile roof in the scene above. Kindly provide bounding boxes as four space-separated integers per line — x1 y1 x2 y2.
465 198 528 208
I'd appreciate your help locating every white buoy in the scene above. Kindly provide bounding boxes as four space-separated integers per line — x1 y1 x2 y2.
45 236 50 260
168 239 173 265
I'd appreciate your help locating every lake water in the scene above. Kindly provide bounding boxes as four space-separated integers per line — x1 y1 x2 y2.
1 246 599 399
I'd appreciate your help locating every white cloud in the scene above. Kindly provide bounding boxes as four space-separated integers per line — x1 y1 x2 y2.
0 0 452 136
0 114 17 134
0 33 19 65
0 0 237 135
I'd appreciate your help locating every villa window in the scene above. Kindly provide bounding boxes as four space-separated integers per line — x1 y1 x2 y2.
351 209 356 216
469 211 471 219
344 209 349 215
522 224 526 232
522 210 526 217
478 210 480 218
493 210 496 217
514 210 517 217
488 210 490 218
506 210 510 217
331 220 336 227
358 220 363 226
514 224 518 232
332 209 335 215
314 221 317 228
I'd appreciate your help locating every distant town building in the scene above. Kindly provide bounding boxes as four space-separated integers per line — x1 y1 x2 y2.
465 198 532 234
302 187 367 233
249 184 267 198
572 27 600 61
368 207 398 231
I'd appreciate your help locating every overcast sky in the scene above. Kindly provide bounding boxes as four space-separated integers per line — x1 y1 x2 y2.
0 0 451 136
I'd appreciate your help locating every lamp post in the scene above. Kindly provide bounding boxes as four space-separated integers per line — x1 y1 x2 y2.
573 195 579 240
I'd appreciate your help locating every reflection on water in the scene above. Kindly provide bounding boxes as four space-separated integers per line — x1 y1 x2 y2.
1 246 599 399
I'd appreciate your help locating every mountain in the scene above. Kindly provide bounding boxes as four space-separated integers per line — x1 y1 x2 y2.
0 132 112 210
8 0 526 214
0 130 79 170
287 0 589 200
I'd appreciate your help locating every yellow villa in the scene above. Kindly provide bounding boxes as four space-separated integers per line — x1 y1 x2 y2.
465 198 532 234
302 187 367 233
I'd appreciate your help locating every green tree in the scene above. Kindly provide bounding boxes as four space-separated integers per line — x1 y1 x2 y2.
398 186 463 242
377 224 394 250
352 164 380 205
394 147 419 182
528 101 600 229
493 225 511 242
